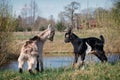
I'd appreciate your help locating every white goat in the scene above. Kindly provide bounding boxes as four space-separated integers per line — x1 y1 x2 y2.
18 24 55 74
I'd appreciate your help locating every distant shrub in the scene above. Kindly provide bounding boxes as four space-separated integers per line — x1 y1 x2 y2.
55 22 66 32
15 26 32 32
15 27 25 32
26 27 32 31
39 26 46 31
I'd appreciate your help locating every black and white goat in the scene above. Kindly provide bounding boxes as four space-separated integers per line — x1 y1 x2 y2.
64 28 107 67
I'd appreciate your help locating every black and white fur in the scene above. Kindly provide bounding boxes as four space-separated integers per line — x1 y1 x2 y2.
64 28 107 67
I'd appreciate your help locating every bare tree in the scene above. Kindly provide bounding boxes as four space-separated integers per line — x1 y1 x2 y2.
58 12 67 30
58 12 65 24
64 1 80 28
0 0 13 31
20 4 28 30
48 15 55 26
30 0 38 30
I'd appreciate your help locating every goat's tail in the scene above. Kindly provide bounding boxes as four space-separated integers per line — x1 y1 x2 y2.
100 35 105 44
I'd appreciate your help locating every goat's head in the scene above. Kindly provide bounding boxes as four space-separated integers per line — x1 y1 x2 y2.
47 24 55 41
64 27 73 43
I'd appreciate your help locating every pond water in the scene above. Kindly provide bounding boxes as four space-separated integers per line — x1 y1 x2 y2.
0 54 120 71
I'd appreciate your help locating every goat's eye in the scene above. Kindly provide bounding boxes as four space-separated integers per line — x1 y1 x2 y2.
51 31 55 34
66 34 69 38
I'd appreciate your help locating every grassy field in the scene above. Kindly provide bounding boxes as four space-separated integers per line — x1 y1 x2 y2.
0 28 120 80
0 62 120 80
2 27 119 66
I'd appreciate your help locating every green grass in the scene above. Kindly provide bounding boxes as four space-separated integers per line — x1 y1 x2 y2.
0 62 120 80
15 35 33 40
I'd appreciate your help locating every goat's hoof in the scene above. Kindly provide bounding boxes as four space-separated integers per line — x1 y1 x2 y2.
73 63 79 69
29 69 34 75
19 68 23 73
40 69 44 73
35 68 40 72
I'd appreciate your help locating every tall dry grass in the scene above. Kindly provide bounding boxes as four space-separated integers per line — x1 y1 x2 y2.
0 18 16 66
0 26 119 66
12 27 120 58
0 32 14 66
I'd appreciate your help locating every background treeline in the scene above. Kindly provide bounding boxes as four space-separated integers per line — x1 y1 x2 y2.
0 0 120 32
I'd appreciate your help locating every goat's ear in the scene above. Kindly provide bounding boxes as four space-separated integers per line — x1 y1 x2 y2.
48 24 52 29
30 36 39 41
67 26 73 33
48 24 55 31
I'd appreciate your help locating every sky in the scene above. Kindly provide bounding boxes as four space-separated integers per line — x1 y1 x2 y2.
11 0 113 21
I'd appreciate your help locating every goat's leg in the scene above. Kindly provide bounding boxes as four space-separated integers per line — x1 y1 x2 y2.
80 53 86 65
35 56 40 72
39 57 44 72
28 63 34 74
73 53 79 67
94 50 107 62
18 56 24 73
39 54 44 72
28 58 36 74
77 53 86 70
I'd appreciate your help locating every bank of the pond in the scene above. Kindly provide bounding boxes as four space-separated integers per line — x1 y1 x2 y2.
0 62 120 80
0 53 120 71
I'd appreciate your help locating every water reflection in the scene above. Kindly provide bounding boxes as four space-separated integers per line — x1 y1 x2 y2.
0 54 119 71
